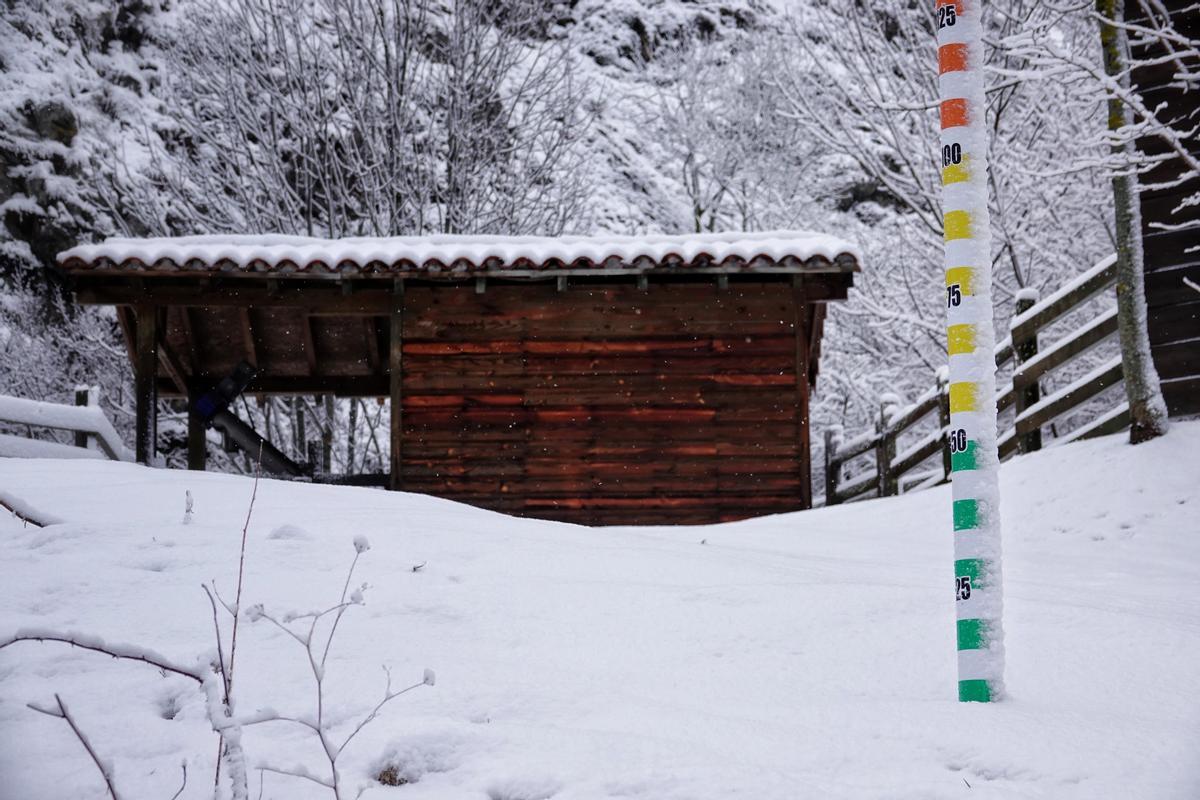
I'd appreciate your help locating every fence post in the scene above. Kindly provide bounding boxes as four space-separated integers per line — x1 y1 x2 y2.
134 305 159 465
1012 290 1042 453
876 394 900 497
73 386 90 448
824 425 843 506
936 368 951 481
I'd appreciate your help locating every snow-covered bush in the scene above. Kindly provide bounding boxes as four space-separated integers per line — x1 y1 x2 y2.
0 531 434 800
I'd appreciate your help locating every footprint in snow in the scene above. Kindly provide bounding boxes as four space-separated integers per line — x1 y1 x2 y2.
267 523 312 541
373 730 467 787
488 778 562 800
156 686 189 720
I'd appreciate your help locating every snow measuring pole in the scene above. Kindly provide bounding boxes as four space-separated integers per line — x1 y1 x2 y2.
936 0 1005 702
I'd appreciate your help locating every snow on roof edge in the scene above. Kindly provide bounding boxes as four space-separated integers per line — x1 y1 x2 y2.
57 230 863 273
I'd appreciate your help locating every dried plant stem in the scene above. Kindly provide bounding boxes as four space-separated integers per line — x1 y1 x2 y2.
170 762 188 800
228 443 262 684
0 635 202 684
217 442 263 791
28 694 121 800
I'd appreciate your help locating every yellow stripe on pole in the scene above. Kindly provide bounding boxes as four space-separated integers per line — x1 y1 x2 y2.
949 381 979 413
942 161 969 185
944 210 972 241
945 267 975 295
948 324 977 355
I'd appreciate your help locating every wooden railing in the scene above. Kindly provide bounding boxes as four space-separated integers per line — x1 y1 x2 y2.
0 389 133 462
824 255 1128 505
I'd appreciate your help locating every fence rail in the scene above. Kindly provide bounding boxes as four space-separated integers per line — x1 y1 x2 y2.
0 389 132 462
824 255 1127 506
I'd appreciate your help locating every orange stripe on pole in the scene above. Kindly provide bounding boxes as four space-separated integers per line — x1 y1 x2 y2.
941 98 968 129
939 43 968 75
936 0 964 12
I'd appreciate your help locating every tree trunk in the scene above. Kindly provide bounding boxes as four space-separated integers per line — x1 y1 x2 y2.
1097 0 1170 444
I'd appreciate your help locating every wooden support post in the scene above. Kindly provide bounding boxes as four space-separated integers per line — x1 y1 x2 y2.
134 305 159 465
321 394 334 472
187 382 207 471
794 289 813 509
937 369 952 481
1012 292 1042 453
824 427 842 506
876 395 899 497
389 279 404 491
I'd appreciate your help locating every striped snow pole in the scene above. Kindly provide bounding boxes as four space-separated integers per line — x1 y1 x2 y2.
936 0 1006 702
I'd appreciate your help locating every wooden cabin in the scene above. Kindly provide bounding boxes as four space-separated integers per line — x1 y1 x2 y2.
1129 0 1200 416
57 232 860 525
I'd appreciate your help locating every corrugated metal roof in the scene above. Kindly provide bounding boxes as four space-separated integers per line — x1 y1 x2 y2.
58 231 862 275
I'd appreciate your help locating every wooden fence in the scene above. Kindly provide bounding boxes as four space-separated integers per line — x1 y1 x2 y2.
0 388 133 462
824 255 1129 505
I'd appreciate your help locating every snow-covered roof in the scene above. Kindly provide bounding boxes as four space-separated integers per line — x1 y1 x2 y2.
57 231 861 276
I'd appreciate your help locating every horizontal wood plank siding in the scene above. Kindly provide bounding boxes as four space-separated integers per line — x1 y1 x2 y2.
400 283 807 525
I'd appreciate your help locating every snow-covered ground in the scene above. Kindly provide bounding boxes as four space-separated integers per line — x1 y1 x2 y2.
1 423 1198 799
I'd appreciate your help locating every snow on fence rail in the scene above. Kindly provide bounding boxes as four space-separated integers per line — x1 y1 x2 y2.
824 255 1128 506
0 390 133 463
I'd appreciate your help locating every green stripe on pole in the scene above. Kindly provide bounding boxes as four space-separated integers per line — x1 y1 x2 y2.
959 679 992 702
955 558 984 584
951 441 978 472
957 618 986 650
953 499 979 530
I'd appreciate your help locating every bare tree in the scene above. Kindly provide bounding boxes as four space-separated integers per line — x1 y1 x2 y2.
112 0 589 240
1096 0 1170 442
990 0 1189 442
436 1 590 234
640 40 818 234
763 2 1141 439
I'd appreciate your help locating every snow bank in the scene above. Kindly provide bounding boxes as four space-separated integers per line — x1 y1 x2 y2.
0 424 1198 799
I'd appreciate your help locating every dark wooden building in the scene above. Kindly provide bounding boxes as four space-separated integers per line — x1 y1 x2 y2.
1130 0 1200 416
58 232 860 525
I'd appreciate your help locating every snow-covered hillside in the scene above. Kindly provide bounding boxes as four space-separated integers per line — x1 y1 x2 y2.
1 424 1198 799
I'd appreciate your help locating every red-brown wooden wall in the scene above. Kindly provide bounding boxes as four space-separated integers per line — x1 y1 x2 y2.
398 282 814 525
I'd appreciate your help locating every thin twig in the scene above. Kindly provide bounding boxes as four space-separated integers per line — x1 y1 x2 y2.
338 676 426 755
256 764 334 789
227 443 263 685
0 498 46 527
202 584 231 702
321 552 362 671
0 635 203 684
169 762 188 800
28 694 121 800
216 443 262 793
